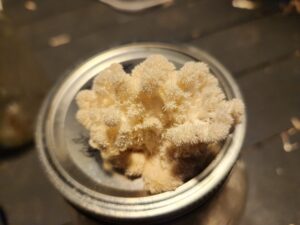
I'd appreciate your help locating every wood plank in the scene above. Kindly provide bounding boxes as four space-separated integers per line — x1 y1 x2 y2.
238 54 300 147
240 136 300 225
3 0 90 27
192 13 300 75
33 0 269 81
18 0 267 51
0 149 71 225
17 1 138 50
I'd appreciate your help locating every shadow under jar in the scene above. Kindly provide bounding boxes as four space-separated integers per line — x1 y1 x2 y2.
36 43 246 224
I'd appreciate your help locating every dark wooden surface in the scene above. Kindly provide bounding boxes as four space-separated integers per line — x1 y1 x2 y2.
0 0 300 224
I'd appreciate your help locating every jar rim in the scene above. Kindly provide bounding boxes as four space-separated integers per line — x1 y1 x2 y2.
36 42 246 221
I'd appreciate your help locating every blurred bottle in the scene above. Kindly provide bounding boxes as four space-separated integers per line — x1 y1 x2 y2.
99 0 173 12
0 12 50 150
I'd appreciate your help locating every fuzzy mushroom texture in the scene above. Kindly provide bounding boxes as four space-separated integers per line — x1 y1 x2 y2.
75 55 244 194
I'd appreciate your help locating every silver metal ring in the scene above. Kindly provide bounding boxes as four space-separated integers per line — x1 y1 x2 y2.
36 43 246 222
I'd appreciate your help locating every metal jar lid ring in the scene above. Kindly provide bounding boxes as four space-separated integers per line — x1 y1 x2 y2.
36 43 246 223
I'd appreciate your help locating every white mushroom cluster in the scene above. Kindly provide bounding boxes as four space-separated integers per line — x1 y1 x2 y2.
76 55 244 194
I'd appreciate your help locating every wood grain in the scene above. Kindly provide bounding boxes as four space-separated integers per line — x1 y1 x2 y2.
238 54 300 147
3 0 90 27
19 0 268 51
240 136 300 225
192 13 300 75
31 0 271 82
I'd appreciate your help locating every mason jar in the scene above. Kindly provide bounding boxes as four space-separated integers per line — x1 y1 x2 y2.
36 43 247 224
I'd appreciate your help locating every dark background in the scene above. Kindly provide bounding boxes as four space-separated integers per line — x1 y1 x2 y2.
0 0 300 224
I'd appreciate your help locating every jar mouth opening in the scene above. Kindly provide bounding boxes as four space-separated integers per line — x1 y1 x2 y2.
36 42 246 220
